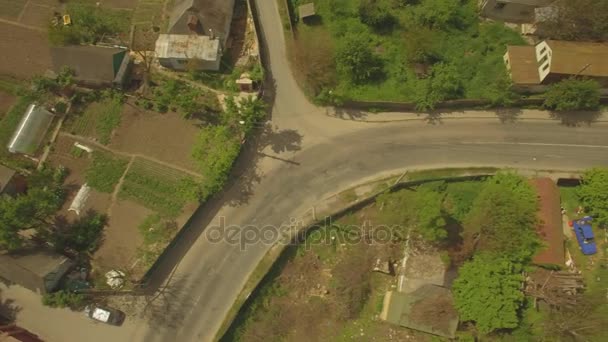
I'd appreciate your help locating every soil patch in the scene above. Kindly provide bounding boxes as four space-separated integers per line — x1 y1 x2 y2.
0 91 17 117
0 22 52 79
93 199 149 275
20 3 56 28
110 103 201 171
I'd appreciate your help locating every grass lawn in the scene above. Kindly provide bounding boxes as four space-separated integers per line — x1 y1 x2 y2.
559 186 580 217
286 0 526 104
119 157 198 218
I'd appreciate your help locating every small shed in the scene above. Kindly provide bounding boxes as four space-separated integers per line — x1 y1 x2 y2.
299 3 316 21
7 104 54 155
0 249 74 294
380 285 459 338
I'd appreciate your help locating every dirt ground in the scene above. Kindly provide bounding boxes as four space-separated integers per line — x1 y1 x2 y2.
110 103 201 171
0 22 52 79
0 91 17 116
93 199 149 276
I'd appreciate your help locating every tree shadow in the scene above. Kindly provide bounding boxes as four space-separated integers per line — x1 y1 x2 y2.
496 107 523 123
425 111 443 125
549 110 602 127
328 106 369 120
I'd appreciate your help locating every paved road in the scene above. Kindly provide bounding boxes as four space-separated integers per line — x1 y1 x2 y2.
3 1 608 342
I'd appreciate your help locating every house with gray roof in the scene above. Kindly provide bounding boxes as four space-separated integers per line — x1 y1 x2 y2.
7 104 54 156
0 249 75 295
50 45 130 87
156 0 236 71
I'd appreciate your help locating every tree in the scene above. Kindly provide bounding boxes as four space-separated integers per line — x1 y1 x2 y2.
578 168 608 227
414 62 463 111
335 32 383 84
463 173 539 261
222 96 267 135
536 0 608 41
358 0 396 31
452 254 525 334
543 78 601 111
191 125 241 197
0 168 65 251
41 212 107 254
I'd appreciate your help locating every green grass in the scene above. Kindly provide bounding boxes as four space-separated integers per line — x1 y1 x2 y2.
0 75 24 95
119 157 197 217
85 152 129 193
70 97 122 144
559 186 580 217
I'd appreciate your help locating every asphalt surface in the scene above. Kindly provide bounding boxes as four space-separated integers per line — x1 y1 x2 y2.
4 1 608 342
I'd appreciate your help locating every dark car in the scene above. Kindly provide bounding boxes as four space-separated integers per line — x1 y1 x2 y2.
573 217 598 255
84 305 126 326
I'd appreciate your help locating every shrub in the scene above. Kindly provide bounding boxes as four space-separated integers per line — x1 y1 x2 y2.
335 32 384 84
543 78 601 111
42 291 86 309
359 0 396 30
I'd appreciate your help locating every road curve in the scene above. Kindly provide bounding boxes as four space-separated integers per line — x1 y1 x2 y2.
133 1 608 341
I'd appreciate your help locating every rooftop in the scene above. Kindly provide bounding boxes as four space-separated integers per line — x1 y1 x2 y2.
505 45 540 85
50 45 128 84
381 285 458 338
299 3 316 19
0 164 16 193
7 104 54 155
156 34 220 61
530 178 565 267
546 40 608 78
168 0 235 40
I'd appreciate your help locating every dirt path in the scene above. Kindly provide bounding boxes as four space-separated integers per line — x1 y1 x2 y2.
154 67 223 96
107 156 135 217
59 132 203 178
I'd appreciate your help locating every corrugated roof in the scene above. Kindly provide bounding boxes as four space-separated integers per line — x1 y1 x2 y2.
50 45 128 84
7 104 54 155
530 178 565 267
505 45 540 85
156 34 220 61
168 0 235 42
546 40 608 78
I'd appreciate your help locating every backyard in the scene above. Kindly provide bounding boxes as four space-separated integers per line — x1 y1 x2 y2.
285 0 526 107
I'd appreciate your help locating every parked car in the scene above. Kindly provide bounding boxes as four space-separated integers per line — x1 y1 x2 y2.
573 217 597 255
84 305 125 326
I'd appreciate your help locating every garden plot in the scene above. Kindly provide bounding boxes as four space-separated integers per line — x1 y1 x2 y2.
119 157 199 218
68 96 122 144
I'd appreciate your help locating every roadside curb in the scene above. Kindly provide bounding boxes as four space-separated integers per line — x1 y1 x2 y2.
325 113 608 124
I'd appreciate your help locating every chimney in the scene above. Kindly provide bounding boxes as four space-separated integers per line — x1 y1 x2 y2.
208 29 215 39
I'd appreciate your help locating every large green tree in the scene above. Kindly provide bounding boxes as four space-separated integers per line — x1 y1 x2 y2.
464 173 538 261
0 168 65 250
543 78 601 111
578 168 608 227
453 254 525 334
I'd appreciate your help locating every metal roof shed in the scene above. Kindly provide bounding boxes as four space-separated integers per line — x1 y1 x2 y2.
7 104 54 155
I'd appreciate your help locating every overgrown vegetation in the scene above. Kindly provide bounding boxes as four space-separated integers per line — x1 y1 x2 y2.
537 0 608 41
48 3 132 45
39 212 107 255
135 78 220 119
543 78 601 111
85 152 129 193
136 214 178 267
287 0 524 107
578 167 608 227
70 89 125 144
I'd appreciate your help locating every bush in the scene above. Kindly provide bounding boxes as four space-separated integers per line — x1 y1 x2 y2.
335 32 384 84
359 0 396 30
543 78 601 111
42 291 86 309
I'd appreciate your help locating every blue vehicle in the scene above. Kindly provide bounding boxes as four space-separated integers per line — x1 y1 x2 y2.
573 217 597 255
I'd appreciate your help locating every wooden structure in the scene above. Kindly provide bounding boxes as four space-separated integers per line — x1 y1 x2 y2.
525 269 584 308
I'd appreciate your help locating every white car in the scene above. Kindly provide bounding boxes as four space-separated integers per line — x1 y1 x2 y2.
84 305 126 326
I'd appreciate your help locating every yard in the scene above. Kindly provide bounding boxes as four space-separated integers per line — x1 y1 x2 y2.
284 0 526 107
